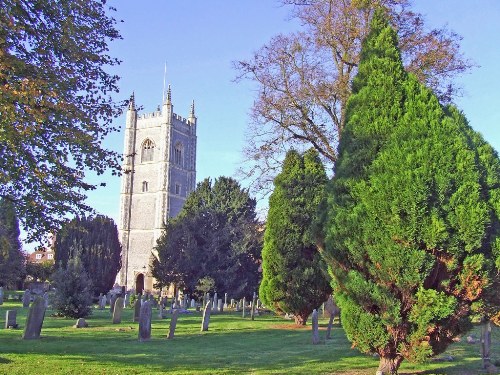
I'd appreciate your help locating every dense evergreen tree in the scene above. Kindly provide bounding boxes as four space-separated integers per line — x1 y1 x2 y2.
152 177 262 299
0 198 25 288
260 149 331 325
52 257 93 318
321 11 500 374
55 215 121 296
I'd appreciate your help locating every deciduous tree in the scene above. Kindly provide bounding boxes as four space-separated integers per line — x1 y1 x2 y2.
0 198 25 288
260 149 331 325
0 0 122 241
320 11 500 374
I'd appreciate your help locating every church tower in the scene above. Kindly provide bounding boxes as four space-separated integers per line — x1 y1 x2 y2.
118 86 197 293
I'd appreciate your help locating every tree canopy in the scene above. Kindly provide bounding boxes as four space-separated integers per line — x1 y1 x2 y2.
0 198 25 288
320 10 500 375
0 0 122 241
152 177 262 299
260 149 331 325
55 215 121 296
235 0 472 191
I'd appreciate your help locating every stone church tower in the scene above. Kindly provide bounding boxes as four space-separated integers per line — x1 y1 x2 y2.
118 86 196 293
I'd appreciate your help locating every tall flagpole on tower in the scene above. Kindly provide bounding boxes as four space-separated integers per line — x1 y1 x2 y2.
162 61 167 103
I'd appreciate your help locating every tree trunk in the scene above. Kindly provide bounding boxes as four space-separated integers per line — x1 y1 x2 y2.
376 356 403 375
325 314 334 339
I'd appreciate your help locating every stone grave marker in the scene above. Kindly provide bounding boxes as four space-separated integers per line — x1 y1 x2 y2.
168 309 179 339
22 289 31 308
223 293 228 309
242 297 246 318
217 299 223 313
312 309 320 344
106 292 111 306
73 318 88 328
124 293 130 308
133 299 141 322
22 296 46 339
138 301 152 342
201 302 211 332
190 299 196 308
5 310 18 329
324 295 340 340
0 286 4 305
250 293 257 321
158 304 164 319
110 294 118 314
112 297 124 324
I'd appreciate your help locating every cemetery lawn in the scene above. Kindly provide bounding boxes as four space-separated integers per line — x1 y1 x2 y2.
0 300 498 374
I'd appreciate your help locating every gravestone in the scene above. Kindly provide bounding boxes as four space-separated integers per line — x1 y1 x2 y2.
242 297 246 318
312 309 320 345
22 289 31 308
217 299 223 313
158 304 164 319
73 318 88 328
212 292 218 312
43 292 49 309
124 293 130 308
223 293 228 309
106 292 111 306
201 302 211 332
110 294 118 314
168 309 179 339
250 293 257 321
133 299 141 322
230 299 235 309
22 296 46 339
0 286 3 305
112 297 124 324
5 310 18 329
190 299 196 308
138 301 152 342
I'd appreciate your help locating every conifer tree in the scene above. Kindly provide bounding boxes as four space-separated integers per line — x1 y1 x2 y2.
260 149 331 325
0 198 25 288
321 11 500 374
55 215 121 296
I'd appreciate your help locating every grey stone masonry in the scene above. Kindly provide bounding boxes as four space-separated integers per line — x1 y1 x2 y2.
201 302 211 332
138 301 152 342
22 296 46 339
168 309 179 339
112 297 124 324
312 309 320 345
22 290 31 308
5 310 18 329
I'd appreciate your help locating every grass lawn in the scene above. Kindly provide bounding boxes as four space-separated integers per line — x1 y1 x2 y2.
0 298 498 374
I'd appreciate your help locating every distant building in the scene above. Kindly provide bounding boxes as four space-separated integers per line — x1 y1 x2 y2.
117 85 197 294
26 248 55 264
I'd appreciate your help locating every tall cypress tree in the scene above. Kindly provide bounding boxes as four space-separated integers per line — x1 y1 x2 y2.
55 215 121 296
260 149 331 325
0 198 25 288
321 10 500 374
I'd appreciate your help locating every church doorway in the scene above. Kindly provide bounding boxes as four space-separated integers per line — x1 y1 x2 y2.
135 273 145 294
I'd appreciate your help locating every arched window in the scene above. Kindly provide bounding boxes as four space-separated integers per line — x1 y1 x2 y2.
174 143 183 166
141 139 155 162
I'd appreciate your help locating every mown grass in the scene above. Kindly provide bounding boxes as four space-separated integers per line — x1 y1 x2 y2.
0 298 498 374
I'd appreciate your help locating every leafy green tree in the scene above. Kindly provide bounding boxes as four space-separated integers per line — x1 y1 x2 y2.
152 177 262 299
259 149 331 325
52 257 93 318
0 0 122 241
320 11 500 374
0 198 25 288
55 215 121 296
25 261 54 283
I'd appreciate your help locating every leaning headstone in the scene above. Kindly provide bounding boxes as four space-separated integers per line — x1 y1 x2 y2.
0 287 4 305
22 296 46 339
5 310 18 329
242 297 246 318
138 301 152 342
201 302 211 332
110 294 118 314
112 297 124 324
133 299 141 322
312 309 320 345
22 289 31 308
168 309 179 339
73 318 88 328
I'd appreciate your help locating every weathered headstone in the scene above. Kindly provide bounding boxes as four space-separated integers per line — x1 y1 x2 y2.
217 299 223 313
312 309 320 345
250 293 257 321
481 319 498 374
201 302 211 332
168 309 179 339
110 294 118 314
133 299 141 322
124 293 130 308
22 296 46 339
230 298 235 309
158 304 164 319
73 318 88 328
190 299 196 308
106 292 111 306
5 310 18 329
112 297 124 324
98 295 105 310
324 295 340 340
223 293 228 309
22 289 31 308
43 292 49 309
242 297 246 318
212 292 218 312
0 286 4 305
138 301 152 342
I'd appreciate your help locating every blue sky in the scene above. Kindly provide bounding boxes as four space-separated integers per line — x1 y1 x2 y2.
28 1 500 249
